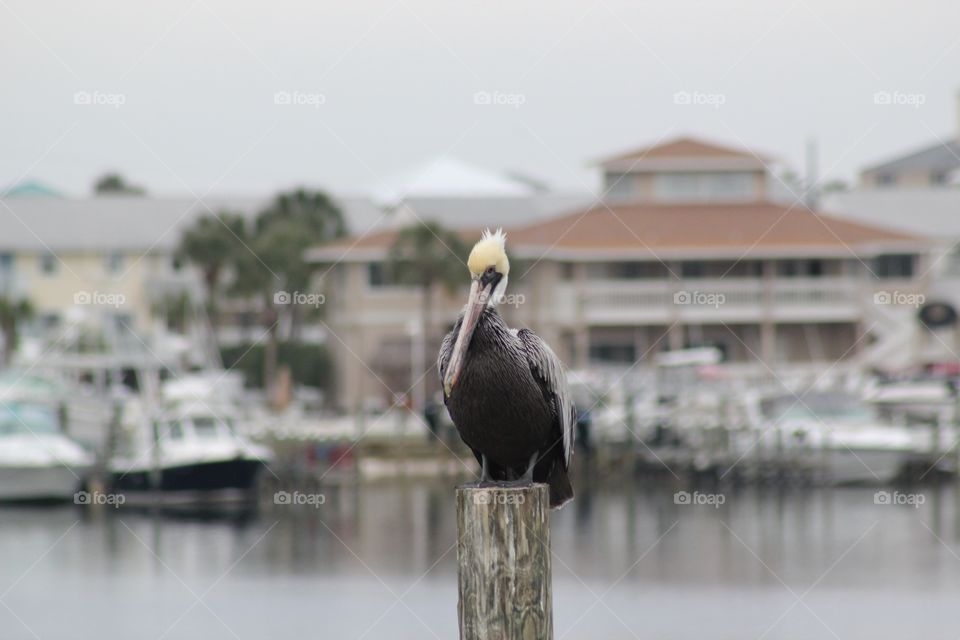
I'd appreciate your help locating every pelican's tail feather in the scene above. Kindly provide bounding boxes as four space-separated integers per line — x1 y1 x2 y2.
546 458 574 509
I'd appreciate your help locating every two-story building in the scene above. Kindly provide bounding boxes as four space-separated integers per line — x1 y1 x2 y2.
309 136 929 412
0 195 270 354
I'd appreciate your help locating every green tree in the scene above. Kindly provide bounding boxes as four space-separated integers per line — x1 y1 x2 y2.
233 189 346 399
94 173 146 195
254 189 345 239
387 221 466 403
176 211 248 335
152 291 192 334
0 297 33 366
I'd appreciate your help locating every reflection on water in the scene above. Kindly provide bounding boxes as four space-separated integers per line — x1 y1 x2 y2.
2 480 960 639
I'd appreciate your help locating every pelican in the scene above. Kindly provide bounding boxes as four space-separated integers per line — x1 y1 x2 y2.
438 229 574 508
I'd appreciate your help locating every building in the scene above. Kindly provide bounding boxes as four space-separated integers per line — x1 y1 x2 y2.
860 92 960 187
309 136 929 411
0 194 284 360
0 169 586 366
598 136 777 203
824 92 960 364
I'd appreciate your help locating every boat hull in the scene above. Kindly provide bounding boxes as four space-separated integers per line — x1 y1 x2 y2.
110 458 264 505
825 448 906 484
0 465 85 502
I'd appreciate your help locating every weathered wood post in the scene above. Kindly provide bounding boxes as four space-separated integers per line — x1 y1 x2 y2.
456 483 553 640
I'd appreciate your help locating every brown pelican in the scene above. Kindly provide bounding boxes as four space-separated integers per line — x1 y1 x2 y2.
438 229 574 508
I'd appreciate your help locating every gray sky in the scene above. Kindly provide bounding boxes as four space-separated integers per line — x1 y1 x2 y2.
2 0 958 198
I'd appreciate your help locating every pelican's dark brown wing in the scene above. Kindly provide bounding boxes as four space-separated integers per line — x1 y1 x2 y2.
516 328 575 469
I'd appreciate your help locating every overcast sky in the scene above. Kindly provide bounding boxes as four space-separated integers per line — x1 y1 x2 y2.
3 0 958 198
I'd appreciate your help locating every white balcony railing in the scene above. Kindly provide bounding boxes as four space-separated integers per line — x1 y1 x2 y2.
555 277 866 325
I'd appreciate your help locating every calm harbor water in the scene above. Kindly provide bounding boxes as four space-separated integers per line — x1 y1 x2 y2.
2 480 960 639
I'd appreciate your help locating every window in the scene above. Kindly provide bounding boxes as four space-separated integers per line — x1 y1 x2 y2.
876 173 896 186
105 252 124 273
585 262 668 280
776 260 825 278
367 263 396 287
168 421 184 440
39 253 57 275
932 171 949 185
604 173 635 201
589 343 636 364
873 254 915 278
654 172 755 201
38 313 61 331
681 261 705 278
560 263 574 281
192 416 219 438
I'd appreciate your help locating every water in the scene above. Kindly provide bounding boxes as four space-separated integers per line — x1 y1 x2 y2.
2 481 960 639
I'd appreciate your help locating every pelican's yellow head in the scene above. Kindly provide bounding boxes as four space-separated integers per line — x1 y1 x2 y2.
467 228 509 279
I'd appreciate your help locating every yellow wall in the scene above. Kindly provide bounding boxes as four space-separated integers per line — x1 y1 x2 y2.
13 250 169 333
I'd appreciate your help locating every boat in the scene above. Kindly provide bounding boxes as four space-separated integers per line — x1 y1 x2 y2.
0 398 93 501
743 390 927 484
107 384 273 506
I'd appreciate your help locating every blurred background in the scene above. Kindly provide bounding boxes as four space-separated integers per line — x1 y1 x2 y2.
3 0 960 638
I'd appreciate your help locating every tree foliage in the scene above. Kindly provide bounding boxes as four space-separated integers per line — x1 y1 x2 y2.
387 221 466 295
94 173 146 195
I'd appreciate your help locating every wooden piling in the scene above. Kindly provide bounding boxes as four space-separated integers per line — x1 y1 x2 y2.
456 483 553 640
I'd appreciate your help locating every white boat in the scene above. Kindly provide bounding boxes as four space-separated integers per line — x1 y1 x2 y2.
0 401 92 501
108 391 273 505
744 391 926 484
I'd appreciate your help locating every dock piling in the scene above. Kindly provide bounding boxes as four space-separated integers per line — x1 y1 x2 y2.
456 483 553 640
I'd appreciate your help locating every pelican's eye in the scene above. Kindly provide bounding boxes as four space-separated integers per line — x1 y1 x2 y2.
485 266 496 276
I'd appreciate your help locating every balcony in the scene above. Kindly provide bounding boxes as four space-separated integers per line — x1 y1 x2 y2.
554 277 866 326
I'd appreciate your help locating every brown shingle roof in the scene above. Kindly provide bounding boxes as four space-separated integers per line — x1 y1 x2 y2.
307 202 924 262
598 136 768 166
508 201 920 256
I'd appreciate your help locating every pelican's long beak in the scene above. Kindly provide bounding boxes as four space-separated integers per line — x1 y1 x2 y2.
443 278 490 396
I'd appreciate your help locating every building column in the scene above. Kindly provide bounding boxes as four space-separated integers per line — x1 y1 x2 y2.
668 324 684 351
761 259 776 365
573 263 589 368
574 326 589 369
760 321 776 365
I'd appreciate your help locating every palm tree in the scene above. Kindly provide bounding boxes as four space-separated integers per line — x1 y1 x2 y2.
387 221 466 403
0 297 33 366
232 189 346 403
177 211 248 336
